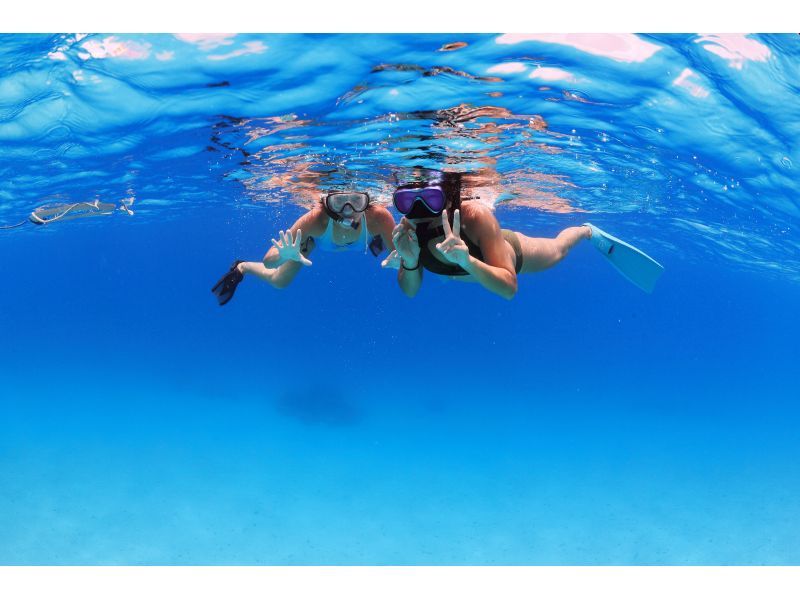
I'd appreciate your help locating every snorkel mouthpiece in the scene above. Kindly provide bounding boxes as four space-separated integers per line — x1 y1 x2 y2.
405 201 441 220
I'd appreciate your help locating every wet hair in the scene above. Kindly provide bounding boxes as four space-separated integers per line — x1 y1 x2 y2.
439 171 463 213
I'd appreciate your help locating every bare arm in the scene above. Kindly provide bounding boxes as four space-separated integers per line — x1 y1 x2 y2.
369 205 425 294
397 260 423 298
366 205 397 252
389 217 423 298
263 208 325 267
438 205 517 300
262 241 312 289
463 206 517 299
262 209 325 289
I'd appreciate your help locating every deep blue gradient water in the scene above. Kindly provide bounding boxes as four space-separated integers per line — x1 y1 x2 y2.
1 33 799 565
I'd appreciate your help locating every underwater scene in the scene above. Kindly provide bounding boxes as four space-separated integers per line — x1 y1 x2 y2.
0 33 799 565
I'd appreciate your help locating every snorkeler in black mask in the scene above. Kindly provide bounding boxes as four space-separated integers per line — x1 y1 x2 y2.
384 170 662 299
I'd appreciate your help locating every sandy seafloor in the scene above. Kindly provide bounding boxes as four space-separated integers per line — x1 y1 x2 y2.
2 208 798 564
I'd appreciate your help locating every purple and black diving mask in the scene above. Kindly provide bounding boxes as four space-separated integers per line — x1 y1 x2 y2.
392 185 447 218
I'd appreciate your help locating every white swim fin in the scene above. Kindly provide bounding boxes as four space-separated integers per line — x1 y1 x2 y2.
585 223 664 293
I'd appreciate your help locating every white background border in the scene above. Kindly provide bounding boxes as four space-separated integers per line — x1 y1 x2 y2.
2 3 798 595
2 566 800 597
4 0 799 32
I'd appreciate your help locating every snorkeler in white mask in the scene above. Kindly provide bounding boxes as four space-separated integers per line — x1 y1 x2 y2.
212 191 396 305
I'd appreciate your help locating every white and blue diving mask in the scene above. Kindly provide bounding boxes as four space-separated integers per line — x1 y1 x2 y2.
324 191 370 228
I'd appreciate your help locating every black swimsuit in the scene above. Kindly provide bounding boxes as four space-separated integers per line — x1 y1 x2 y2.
415 216 523 276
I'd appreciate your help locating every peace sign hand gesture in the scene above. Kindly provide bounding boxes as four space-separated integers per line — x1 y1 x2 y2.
272 229 313 267
435 209 470 268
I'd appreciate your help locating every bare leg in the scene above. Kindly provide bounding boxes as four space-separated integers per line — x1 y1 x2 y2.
517 225 591 274
239 261 282 288
240 260 303 289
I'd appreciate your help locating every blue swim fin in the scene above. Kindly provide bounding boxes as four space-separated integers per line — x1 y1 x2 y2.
584 223 664 293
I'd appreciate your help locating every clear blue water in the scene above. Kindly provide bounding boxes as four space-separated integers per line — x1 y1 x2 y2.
1 33 799 565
